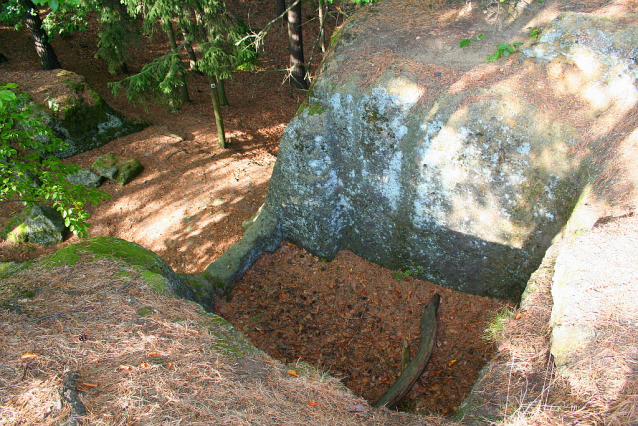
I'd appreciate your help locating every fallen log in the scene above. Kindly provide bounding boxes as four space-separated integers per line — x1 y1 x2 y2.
373 293 440 410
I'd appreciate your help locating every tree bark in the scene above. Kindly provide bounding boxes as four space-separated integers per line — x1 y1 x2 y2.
216 78 229 106
20 0 61 70
183 38 202 75
208 77 226 148
276 0 286 17
318 0 326 53
373 293 440 410
287 0 307 90
162 18 191 103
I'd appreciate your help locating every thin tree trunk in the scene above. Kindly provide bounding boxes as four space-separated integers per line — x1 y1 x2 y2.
162 18 191 103
208 77 226 148
181 29 202 75
287 0 307 90
20 0 61 70
318 0 326 53
217 78 229 106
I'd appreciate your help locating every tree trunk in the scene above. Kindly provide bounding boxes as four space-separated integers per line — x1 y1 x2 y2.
318 0 326 53
181 29 203 75
287 0 307 90
217 78 229 106
162 18 191 103
20 0 61 70
276 0 286 17
208 77 226 148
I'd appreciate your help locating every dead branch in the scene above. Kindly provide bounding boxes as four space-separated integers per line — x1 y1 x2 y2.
373 293 440 410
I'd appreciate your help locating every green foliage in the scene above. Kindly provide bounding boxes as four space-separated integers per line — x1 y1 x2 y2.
32 0 80 12
109 0 258 110
0 0 84 35
42 0 91 36
459 33 483 48
486 42 522 62
527 26 542 39
392 264 423 281
0 84 109 237
109 52 187 107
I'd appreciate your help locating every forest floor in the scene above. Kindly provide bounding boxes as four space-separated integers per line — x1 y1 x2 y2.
0 0 512 415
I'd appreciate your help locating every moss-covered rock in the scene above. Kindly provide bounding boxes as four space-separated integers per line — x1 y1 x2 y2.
1 206 67 246
92 153 144 185
1 70 147 158
43 236 212 311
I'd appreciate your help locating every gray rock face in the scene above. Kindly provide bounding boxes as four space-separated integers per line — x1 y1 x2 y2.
267 84 583 299
19 206 67 245
66 167 104 188
206 8 638 301
551 215 638 401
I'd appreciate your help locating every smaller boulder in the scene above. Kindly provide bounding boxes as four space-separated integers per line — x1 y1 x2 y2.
67 167 104 188
92 153 143 185
2 206 67 246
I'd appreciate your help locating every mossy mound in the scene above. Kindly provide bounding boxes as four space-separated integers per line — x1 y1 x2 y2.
44 236 212 310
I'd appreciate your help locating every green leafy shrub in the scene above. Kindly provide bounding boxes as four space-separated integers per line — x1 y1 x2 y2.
486 42 522 62
459 33 484 48
0 83 109 237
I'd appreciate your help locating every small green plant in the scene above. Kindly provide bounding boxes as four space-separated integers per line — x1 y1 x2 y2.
459 33 484 48
527 26 542 39
392 264 424 281
482 307 515 343
486 42 522 62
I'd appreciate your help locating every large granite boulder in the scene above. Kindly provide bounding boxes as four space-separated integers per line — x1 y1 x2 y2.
0 70 146 158
1 205 67 246
207 4 637 300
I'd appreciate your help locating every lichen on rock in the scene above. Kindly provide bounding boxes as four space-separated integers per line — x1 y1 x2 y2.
204 9 638 302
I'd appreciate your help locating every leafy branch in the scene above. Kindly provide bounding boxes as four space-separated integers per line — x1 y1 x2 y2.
0 83 110 237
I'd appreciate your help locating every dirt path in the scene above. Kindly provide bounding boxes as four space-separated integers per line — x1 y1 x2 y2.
0 1 511 415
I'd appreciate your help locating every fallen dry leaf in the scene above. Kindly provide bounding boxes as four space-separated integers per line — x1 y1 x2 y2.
119 364 134 371
448 359 457 367
80 382 98 388
21 352 39 359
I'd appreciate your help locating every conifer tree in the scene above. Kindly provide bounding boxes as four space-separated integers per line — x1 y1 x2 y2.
110 0 258 148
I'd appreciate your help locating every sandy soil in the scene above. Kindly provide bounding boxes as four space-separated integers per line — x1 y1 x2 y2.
0 0 512 415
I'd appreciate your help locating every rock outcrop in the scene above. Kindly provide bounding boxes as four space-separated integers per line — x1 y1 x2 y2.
1 69 146 158
207 3 637 301
1 205 67 246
